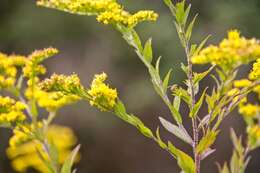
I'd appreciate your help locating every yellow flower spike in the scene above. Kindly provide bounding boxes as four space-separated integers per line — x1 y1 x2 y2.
88 73 118 111
39 73 83 93
23 47 58 78
233 79 253 88
0 52 27 89
239 104 259 118
192 30 260 71
7 124 79 173
0 96 26 126
249 58 260 80
247 125 260 149
37 0 158 28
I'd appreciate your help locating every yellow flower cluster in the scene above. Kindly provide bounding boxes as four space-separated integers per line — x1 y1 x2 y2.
247 125 260 149
9 123 43 147
26 87 80 111
7 125 79 173
39 73 83 94
88 73 118 111
23 47 58 79
192 30 260 70
0 96 26 125
37 0 158 27
0 53 27 89
239 104 259 118
249 58 260 80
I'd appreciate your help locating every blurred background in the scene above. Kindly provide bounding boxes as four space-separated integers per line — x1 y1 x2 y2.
0 0 260 172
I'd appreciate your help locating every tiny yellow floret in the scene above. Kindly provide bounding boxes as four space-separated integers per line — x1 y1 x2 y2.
88 73 118 111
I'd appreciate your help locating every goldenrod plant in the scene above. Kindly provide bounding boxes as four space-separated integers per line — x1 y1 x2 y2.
0 48 80 173
1 0 260 173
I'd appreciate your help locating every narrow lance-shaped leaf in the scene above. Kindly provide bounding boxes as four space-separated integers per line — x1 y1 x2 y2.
196 130 218 154
35 147 56 173
173 95 181 111
143 38 153 63
61 145 81 173
163 0 176 15
175 1 186 25
155 127 168 149
168 142 196 173
163 69 173 92
185 14 198 42
183 4 191 26
193 66 215 85
156 56 162 74
189 88 207 118
193 35 211 56
159 117 193 145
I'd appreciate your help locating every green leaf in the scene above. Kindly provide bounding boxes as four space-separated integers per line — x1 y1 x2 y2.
218 163 230 173
168 142 195 173
230 150 239 173
156 127 168 149
172 87 191 106
137 123 154 138
114 101 154 138
114 100 129 122
159 117 192 145
196 130 218 154
190 44 197 57
181 63 188 74
143 38 153 63
183 4 191 26
61 145 80 173
193 66 215 85
61 145 81 173
194 35 211 56
185 14 198 41
189 88 207 118
163 0 176 15
173 95 181 111
35 147 56 173
175 1 186 25
156 56 162 74
163 69 173 92
169 104 183 124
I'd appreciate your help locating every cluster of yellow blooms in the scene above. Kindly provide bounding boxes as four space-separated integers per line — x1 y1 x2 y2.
0 53 26 89
230 59 260 148
40 73 118 112
26 88 80 112
192 30 260 71
0 96 26 125
0 47 81 173
23 47 58 79
37 0 158 27
88 73 118 111
7 124 78 173
22 48 80 111
9 123 43 147
247 125 260 149
249 58 260 80
39 73 83 94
